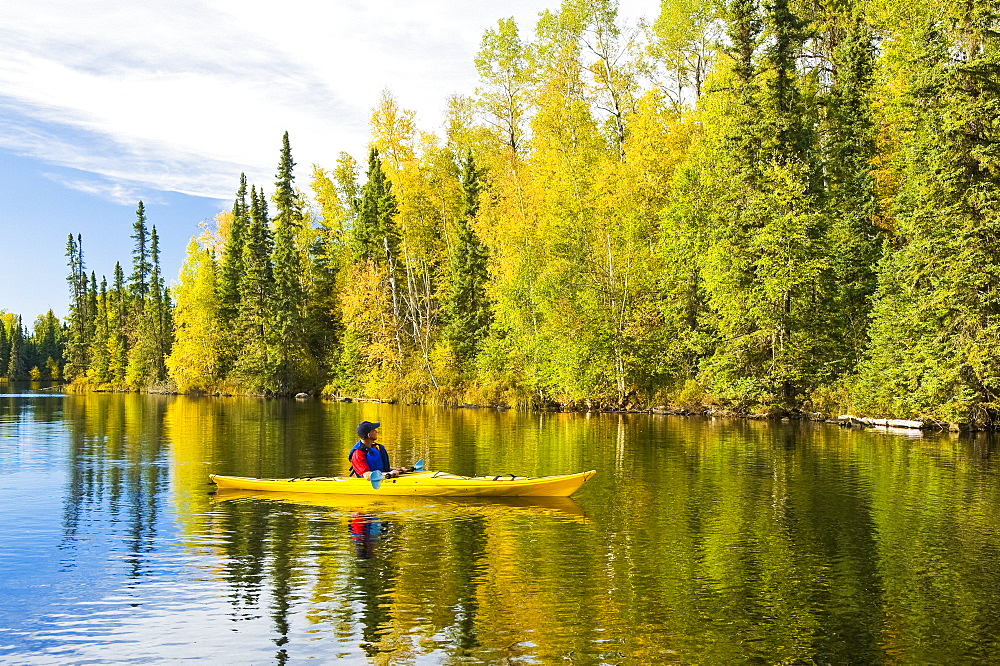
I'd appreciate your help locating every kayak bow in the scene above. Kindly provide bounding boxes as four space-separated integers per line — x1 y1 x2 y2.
209 469 596 497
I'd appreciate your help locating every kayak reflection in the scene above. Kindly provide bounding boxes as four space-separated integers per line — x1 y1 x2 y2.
207 487 589 659
212 489 589 522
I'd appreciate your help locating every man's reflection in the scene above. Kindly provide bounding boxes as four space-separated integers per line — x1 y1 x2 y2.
349 512 389 559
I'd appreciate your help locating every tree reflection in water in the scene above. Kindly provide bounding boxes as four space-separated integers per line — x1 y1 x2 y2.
59 394 169 579
5 392 1000 663
347 512 396 657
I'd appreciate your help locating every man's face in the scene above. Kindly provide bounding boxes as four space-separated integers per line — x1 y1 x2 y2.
368 428 378 440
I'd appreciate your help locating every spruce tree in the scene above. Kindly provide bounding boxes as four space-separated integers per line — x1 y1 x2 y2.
723 0 764 172
0 318 9 377
126 222 171 387
109 262 129 382
34 310 63 380
218 174 249 326
354 148 401 264
63 234 89 380
149 226 169 381
234 185 275 387
443 152 492 363
87 271 98 346
303 225 342 382
273 132 302 229
856 16 1000 422
270 133 309 390
7 316 25 380
764 0 810 164
130 201 151 303
820 15 884 378
88 278 110 383
691 0 829 408
354 148 404 359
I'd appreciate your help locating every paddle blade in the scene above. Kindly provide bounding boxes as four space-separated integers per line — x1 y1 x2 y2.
413 459 424 472
370 470 384 489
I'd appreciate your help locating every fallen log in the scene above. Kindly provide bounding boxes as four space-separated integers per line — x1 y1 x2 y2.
837 415 926 429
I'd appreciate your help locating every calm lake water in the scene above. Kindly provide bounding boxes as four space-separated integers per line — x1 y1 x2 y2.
2 385 1000 664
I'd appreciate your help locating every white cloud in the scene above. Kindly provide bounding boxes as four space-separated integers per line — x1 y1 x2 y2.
0 0 661 202
41 173 144 206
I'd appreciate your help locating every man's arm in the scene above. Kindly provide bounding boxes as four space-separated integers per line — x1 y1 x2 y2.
350 448 373 479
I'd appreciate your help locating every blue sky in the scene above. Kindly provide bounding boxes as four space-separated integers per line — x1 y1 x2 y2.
0 149 221 319
0 0 659 321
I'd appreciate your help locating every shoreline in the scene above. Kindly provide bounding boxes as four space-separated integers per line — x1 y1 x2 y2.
30 380 986 433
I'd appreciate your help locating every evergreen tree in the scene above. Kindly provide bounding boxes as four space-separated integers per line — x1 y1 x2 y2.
87 271 98 345
303 226 342 382
273 132 303 229
354 148 401 264
856 15 1000 422
690 0 828 408
345 147 405 367
126 225 170 387
218 173 249 326
819 14 884 378
234 185 275 387
63 234 89 380
443 152 492 363
130 201 152 303
88 278 110 383
0 318 8 377
33 310 63 380
270 133 310 390
306 164 349 380
108 262 129 382
149 226 170 379
7 316 25 380
764 0 810 165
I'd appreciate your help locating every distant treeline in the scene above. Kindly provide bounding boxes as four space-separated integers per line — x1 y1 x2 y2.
0 204 173 386
17 0 1000 424
0 311 61 381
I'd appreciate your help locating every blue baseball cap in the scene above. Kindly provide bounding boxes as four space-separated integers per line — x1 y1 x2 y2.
357 421 381 438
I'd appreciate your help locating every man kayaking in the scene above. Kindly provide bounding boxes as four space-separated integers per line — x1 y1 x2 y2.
349 421 407 480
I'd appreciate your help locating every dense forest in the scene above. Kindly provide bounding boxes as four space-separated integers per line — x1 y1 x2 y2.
3 0 998 424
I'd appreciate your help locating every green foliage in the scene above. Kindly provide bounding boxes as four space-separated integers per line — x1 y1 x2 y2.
218 173 248 327
6 316 25 380
233 185 275 388
130 201 152 303
109 262 128 383
270 132 312 391
0 316 8 374
126 226 171 388
819 15 884 378
475 17 532 152
853 15 1000 422
354 148 401 264
442 153 491 364
63 234 89 381
87 279 111 383
39 1 1000 421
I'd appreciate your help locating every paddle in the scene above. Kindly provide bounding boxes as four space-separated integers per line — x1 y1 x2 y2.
369 459 423 489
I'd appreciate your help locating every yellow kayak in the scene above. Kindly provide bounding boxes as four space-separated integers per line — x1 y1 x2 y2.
209 469 596 497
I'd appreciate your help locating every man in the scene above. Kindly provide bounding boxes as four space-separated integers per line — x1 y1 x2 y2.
348 421 406 480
